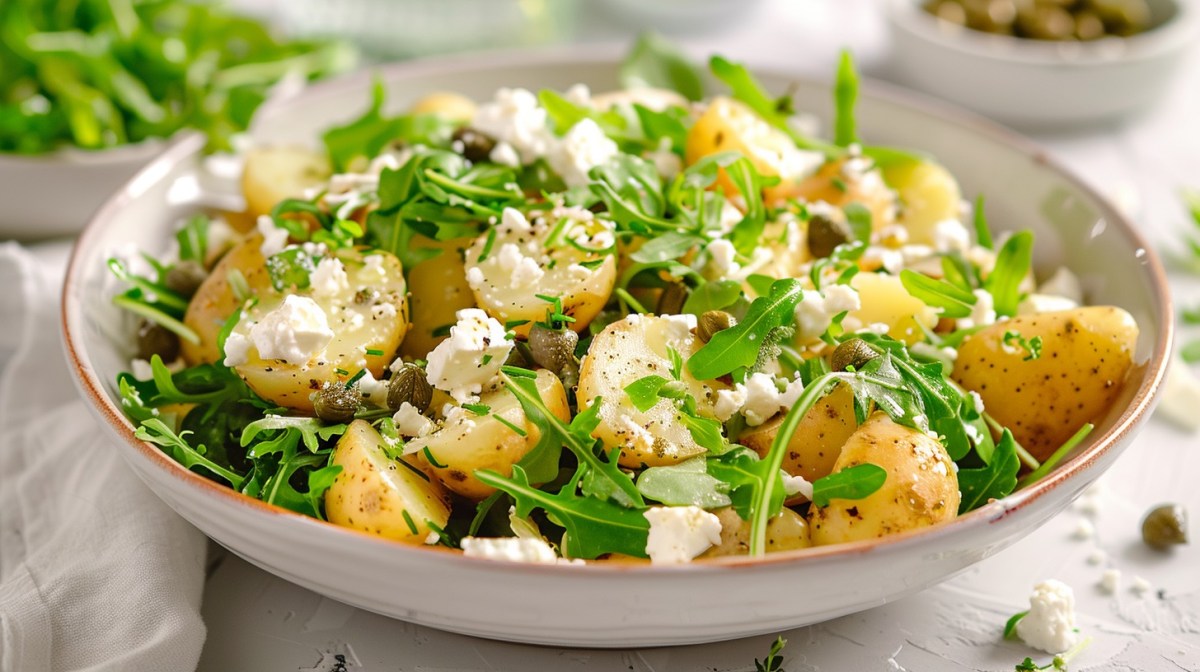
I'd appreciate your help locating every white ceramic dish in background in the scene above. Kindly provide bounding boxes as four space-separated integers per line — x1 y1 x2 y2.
63 47 1172 648
0 139 169 241
885 0 1199 130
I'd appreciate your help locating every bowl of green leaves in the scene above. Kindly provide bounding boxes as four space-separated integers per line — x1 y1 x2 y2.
0 0 352 239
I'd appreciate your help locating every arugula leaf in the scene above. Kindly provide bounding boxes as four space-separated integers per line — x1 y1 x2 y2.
986 231 1034 317
754 636 788 672
1004 609 1028 640
240 415 346 454
322 79 453 171
973 195 994 250
629 231 703 264
634 103 689 154
476 466 650 560
842 202 873 244
637 457 732 508
957 430 1020 513
135 418 246 489
176 215 209 265
625 375 672 413
619 33 705 102
683 279 743 315
900 269 978 318
1003 330 1044 361
834 50 858 147
687 278 804 380
265 247 315 291
708 447 786 522
305 465 343 520
811 464 887 507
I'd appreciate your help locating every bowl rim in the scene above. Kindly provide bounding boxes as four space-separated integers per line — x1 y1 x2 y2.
62 43 1174 575
0 135 170 167
886 0 1200 67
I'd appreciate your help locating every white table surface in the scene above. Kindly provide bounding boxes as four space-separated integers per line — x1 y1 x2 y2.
25 1 1200 669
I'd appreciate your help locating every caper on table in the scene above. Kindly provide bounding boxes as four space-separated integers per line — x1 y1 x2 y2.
1141 503 1188 550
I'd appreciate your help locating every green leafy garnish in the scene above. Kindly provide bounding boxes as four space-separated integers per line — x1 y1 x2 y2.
687 278 804 380
322 79 453 171
1004 610 1028 640
637 457 731 508
755 636 787 672
1003 331 1044 361
973 195 994 250
957 430 1020 513
811 463 887 507
619 33 705 102
834 50 858 147
901 269 977 318
986 231 1034 317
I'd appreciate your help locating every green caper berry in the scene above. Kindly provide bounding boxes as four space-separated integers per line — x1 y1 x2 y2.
313 382 360 423
656 282 690 316
388 363 433 413
1141 504 1188 550
697 310 736 343
164 260 208 299
528 324 580 376
831 338 879 372
452 127 497 164
807 213 851 259
136 320 180 362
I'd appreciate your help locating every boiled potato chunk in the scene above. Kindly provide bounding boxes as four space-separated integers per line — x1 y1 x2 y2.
400 236 477 359
181 236 273 365
882 160 963 246
241 146 330 219
227 250 409 413
577 314 726 468
739 383 857 483
848 272 938 346
464 208 616 338
809 413 960 546
701 507 812 558
406 370 570 500
408 91 477 121
685 97 824 202
953 306 1138 462
326 420 450 543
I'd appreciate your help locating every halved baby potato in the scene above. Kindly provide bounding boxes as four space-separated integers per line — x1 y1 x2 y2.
407 369 570 500
701 507 812 558
400 235 477 359
225 249 409 413
326 419 450 544
848 272 938 346
464 209 616 338
739 383 857 483
577 314 727 468
182 236 273 365
241 146 331 220
882 160 963 246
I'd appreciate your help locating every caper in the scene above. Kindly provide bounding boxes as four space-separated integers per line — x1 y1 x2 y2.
807 213 851 259
1089 0 1150 36
1074 9 1107 39
313 382 360 423
831 338 879 372
529 324 579 370
1016 4 1076 39
1141 503 1188 550
697 310 736 343
388 363 433 413
452 127 497 164
925 0 968 24
136 320 180 362
163 260 208 299
656 282 690 316
964 0 1017 32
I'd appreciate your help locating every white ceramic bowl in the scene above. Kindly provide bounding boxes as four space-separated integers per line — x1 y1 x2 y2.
0 140 167 240
62 47 1172 648
886 0 1200 129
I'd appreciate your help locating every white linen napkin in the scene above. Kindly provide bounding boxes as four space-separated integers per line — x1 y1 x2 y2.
0 242 208 672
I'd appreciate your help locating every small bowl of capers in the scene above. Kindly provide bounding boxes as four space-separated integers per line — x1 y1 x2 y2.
885 0 1199 129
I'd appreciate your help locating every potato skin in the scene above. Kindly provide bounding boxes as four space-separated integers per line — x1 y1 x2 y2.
181 236 272 365
701 507 812 558
400 236 477 360
407 370 570 500
326 420 451 543
241 146 330 219
953 306 1138 461
808 413 959 546
848 272 938 346
739 383 857 483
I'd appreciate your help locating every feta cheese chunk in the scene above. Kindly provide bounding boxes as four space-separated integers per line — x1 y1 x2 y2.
1015 579 1078 654
310 257 349 297
425 308 513 403
470 88 553 164
247 295 334 366
1099 569 1121 594
392 402 435 438
548 118 619 187
782 472 814 501
795 284 861 343
644 506 723 565
256 215 289 258
1155 362 1200 432
222 331 251 367
495 243 545 288
461 536 560 564
958 289 996 329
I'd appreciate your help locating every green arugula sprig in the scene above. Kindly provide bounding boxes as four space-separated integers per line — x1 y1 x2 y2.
754 636 787 672
619 32 705 102
687 278 804 380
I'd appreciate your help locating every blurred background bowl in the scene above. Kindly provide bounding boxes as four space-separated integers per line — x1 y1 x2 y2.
885 0 1199 130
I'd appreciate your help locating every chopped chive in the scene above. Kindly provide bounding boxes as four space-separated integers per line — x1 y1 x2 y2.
401 509 420 535
112 295 201 344
973 195 993 250
346 369 368 386
365 348 384 356
500 365 537 379
494 415 528 436
226 268 252 303
831 176 848 193
505 319 531 329
481 354 493 365
432 323 453 338
396 456 431 482
422 447 447 468
614 287 649 314
335 368 350 376
462 403 491 415
477 227 498 262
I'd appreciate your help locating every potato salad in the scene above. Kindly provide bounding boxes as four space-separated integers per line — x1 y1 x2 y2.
110 48 1139 565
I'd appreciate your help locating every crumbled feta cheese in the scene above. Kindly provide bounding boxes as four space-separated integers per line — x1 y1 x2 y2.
355 370 389 406
310 257 348 297
958 289 996 329
1072 519 1095 540
465 266 485 290
425 308 513 403
461 536 560 564
495 243 545 288
548 118 619 187
782 473 814 501
500 206 533 234
1039 267 1083 304
714 386 748 422
1155 363 1200 432
795 284 861 343
393 402 435 438
247 295 334 366
256 215 289 258
706 239 740 278
1100 569 1121 594
932 219 971 255
129 358 155 381
371 302 397 319
661 313 697 349
738 373 804 426
646 139 682 179
1131 575 1153 595
470 88 553 164
489 141 520 167
1018 293 1079 315
223 331 251 367
564 83 592 107
362 254 388 280
1086 549 1107 566
1015 579 1078 654
643 506 723 565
